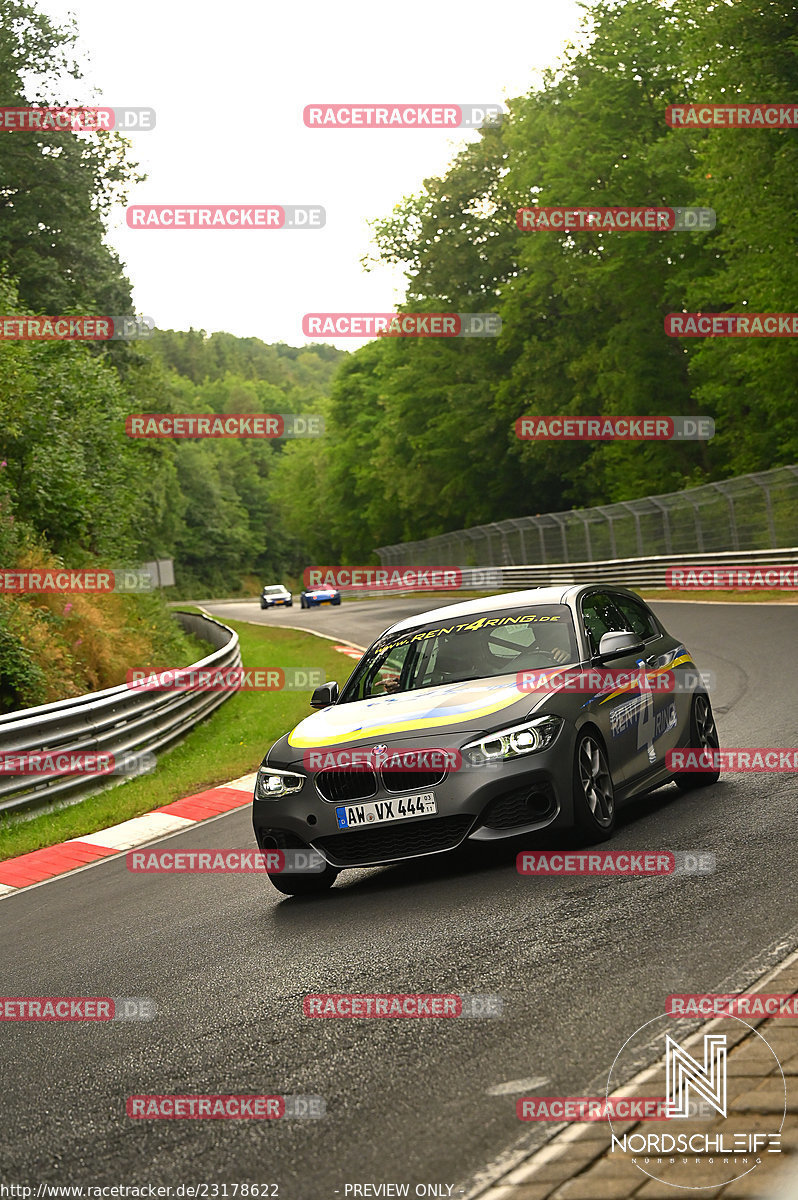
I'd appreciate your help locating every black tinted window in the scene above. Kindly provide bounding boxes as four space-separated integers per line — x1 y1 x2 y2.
580 592 629 656
612 593 660 641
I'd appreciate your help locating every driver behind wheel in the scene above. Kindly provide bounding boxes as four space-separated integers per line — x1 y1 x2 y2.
514 622 574 669
429 633 489 685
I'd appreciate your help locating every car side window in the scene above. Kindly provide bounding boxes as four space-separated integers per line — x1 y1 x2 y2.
612 594 660 641
581 592 629 657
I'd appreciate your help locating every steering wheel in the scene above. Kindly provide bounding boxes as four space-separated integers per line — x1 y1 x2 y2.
512 649 570 671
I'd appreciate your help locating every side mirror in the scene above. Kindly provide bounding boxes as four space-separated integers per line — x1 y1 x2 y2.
311 681 339 708
597 630 645 660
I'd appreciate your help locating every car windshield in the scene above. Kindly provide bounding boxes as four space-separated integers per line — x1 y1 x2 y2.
339 605 579 702
263 586 285 595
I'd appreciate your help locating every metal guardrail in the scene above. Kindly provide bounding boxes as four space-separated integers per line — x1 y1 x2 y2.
335 548 798 598
489 547 798 590
0 612 241 817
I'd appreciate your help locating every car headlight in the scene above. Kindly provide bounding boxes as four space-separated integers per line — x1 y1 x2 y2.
462 716 563 764
255 766 305 799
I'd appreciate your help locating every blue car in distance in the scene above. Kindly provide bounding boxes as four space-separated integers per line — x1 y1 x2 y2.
300 586 341 609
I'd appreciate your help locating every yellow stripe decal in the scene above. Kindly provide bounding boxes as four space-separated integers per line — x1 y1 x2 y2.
287 692 524 748
597 655 694 705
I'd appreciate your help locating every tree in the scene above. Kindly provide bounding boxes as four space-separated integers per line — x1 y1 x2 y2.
0 0 141 315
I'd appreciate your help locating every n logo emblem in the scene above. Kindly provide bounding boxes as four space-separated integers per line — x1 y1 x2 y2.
666 1034 727 1118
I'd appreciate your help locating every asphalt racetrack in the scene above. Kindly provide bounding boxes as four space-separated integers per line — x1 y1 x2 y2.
2 597 797 1196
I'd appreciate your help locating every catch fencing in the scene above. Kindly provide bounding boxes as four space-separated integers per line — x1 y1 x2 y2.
375 466 798 568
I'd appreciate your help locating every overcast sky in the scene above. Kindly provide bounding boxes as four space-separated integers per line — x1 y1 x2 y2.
40 0 585 347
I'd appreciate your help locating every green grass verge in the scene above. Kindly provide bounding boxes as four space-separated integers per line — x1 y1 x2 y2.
0 618 359 862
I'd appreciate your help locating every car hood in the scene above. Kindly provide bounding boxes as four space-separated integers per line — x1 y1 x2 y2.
285 677 548 749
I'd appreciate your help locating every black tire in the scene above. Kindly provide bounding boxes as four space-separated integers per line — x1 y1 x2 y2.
572 729 616 842
288 599 293 606
332 598 341 606
672 692 720 790
267 865 339 895
300 596 306 609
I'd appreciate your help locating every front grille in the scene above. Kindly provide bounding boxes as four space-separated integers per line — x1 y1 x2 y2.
380 767 447 792
315 768 378 804
479 785 557 830
314 814 474 867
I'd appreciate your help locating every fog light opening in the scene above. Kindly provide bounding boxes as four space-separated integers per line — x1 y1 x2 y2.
527 793 554 817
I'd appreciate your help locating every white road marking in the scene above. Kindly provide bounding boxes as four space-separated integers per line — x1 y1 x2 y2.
73 811 193 849
224 771 258 792
486 1077 549 1096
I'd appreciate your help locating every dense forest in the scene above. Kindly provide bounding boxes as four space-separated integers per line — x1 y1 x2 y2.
1 0 796 590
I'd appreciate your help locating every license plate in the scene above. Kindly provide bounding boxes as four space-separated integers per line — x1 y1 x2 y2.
335 792 437 829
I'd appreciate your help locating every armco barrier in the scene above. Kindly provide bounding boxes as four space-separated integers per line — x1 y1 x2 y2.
0 612 241 816
491 546 798 590
339 548 798 596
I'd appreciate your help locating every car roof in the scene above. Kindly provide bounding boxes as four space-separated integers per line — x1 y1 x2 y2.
382 586 579 636
380 584 652 638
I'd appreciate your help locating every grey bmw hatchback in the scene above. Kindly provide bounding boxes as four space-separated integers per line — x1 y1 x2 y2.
252 586 720 894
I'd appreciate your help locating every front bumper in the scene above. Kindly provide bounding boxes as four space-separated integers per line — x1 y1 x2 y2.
252 739 575 870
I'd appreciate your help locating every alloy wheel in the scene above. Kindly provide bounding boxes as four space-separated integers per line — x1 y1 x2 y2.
578 735 614 828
